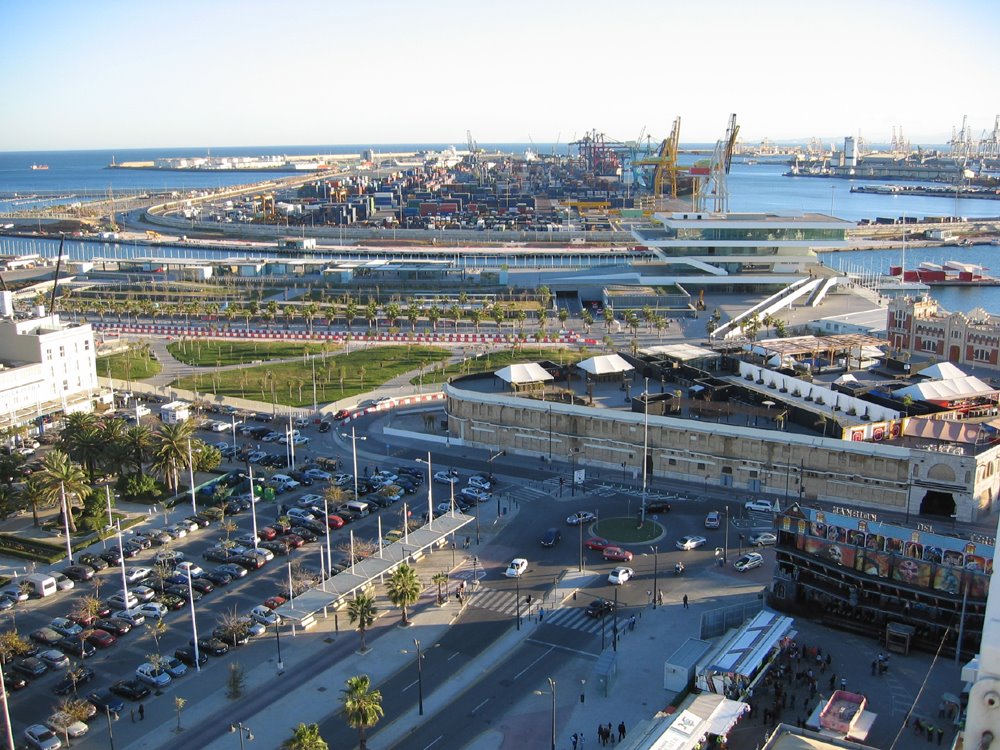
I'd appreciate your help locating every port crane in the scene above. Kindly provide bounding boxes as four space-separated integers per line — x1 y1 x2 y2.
635 117 682 205
693 113 739 213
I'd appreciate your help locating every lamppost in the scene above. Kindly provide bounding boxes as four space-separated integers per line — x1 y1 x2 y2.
515 574 521 631
102 704 116 750
415 452 435 529
578 516 584 573
547 678 557 750
185 568 201 672
231 414 238 458
340 426 367 504
649 545 658 609
275 619 284 675
413 638 424 715
229 722 254 749
723 505 730 564
186 439 198 515
244 461 259 553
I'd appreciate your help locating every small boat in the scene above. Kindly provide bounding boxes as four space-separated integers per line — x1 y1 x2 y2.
30 164 48 170
991 239 1000 246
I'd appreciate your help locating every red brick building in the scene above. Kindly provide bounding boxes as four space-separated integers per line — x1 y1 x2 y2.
887 296 1000 369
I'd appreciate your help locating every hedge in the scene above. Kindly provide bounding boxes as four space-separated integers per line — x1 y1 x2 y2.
0 534 67 564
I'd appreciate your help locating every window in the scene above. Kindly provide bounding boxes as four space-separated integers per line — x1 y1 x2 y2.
921 339 937 353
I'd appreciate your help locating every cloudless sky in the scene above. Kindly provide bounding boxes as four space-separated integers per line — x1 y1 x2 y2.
3 0 998 151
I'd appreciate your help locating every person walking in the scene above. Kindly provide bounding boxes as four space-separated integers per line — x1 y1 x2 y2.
682 594 689 609
618 721 627 741
657 590 663 606
572 733 579 750
138 703 145 721
937 727 944 745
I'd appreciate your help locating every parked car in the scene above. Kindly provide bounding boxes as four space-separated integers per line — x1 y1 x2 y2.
734 552 765 572
250 605 281 626
135 662 171 688
468 475 493 491
62 565 94 582
433 470 459 485
748 532 777 547
56 636 96 659
504 558 528 578
23 724 62 750
77 553 109 572
93 618 132 636
48 618 83 637
124 567 152 584
84 629 117 649
30 628 63 647
39 649 70 670
676 535 708 551
45 712 88 740
13 657 48 678
173 647 209 668
608 566 634 585
109 679 151 701
304 468 332 481
190 637 229 657
53 665 95 695
86 689 125 718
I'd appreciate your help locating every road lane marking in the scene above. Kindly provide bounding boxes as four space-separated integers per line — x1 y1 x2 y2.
514 646 554 680
422 736 443 750
526 638 600 658
403 679 418 692
472 697 491 713
448 652 460 661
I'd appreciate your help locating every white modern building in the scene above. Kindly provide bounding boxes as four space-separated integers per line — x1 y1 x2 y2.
631 211 852 285
0 305 98 431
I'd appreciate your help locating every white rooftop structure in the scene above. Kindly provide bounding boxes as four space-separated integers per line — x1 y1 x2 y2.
914 361 968 380
495 363 553 385
895 375 998 403
577 354 634 376
639 343 719 362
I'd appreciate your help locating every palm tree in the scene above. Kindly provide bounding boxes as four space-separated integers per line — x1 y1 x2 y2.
282 723 328 750
581 309 593 333
449 304 462 330
384 302 401 329
365 299 379 331
406 304 420 332
557 308 569 331
22 474 50 527
386 563 421 626
35 450 91 533
431 572 448 605
344 301 358 331
61 413 104 482
342 674 383 750
150 421 197 493
603 308 615 332
347 590 377 652
122 423 154 475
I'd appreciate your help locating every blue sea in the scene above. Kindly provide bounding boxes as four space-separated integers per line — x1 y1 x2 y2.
2 144 1000 312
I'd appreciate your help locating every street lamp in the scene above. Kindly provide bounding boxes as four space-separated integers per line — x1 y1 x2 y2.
275 619 284 675
515 574 521 631
649 545 658 609
340 426 367 505
185 568 201 673
415 452 435 529
533 678 557 750
724 505 729 564
230 722 254 749
186 439 198 515
640 377 649 525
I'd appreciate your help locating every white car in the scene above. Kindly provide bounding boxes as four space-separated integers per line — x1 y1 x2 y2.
250 605 281 626
154 550 184 565
107 592 139 611
175 562 205 578
745 499 775 514
748 532 777 547
468 475 493 491
132 585 156 603
460 487 489 503
433 471 459 485
566 511 597 526
113 609 146 627
292 435 310 446
504 558 528 578
676 535 708 551
124 567 152 584
51 573 74 592
46 713 88 739
608 566 634 585
136 602 167 620
734 552 764 572
39 649 70 669
305 469 332 481
135 662 172 688
24 724 62 750
298 494 324 508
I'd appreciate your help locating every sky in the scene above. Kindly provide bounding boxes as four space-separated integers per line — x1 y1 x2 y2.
2 0 999 151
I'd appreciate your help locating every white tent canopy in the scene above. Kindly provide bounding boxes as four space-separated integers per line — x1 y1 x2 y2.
495 362 554 385
577 354 634 376
895 375 997 403
915 362 968 380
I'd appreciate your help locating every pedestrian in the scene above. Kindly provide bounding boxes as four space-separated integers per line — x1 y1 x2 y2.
572 733 579 750
840 678 847 691
683 594 689 609
607 723 614 745
826 653 832 668
579 733 585 748
138 703 145 721
926 723 935 743
597 724 605 746
937 727 944 745
629 615 636 631
657 590 663 606
829 673 837 690
130 707 135 723
618 722 626 741
871 659 877 676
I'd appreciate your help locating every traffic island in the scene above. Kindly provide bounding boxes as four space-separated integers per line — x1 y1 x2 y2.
592 517 663 544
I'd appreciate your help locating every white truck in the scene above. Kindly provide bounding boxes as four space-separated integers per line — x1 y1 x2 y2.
24 573 58 598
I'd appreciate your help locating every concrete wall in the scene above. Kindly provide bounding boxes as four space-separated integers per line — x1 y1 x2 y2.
443 383 1000 522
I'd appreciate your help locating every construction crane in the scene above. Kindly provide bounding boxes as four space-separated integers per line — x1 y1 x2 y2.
635 117 682 204
694 113 740 213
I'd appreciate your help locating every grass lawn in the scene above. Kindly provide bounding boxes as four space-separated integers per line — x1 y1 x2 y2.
167 340 336 367
592 517 663 544
98 346 162 381
412 347 589 385
171 345 451 407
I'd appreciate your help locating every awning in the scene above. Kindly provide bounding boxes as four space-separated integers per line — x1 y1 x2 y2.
577 354 634 376
495 363 554 384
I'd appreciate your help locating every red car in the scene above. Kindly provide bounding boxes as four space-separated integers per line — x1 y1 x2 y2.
602 546 634 562
333 409 350 420
83 629 117 649
258 527 278 541
284 533 305 548
585 537 610 551
327 515 345 529
263 596 287 610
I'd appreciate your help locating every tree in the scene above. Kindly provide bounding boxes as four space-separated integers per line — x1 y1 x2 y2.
557 308 569 330
21 474 51 527
150 420 197 493
386 563 421 626
342 674 383 750
35 450 91 533
227 662 246 699
146 618 167 663
431 572 448 605
282 723 328 750
174 696 187 732
347 589 377 652
406 304 420 332
581 309 593 333
0 630 31 664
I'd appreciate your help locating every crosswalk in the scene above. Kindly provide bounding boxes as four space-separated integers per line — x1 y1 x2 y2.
465 587 608 636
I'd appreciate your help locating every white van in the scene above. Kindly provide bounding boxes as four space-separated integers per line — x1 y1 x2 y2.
269 474 300 493
745 499 775 514
24 573 57 598
346 501 370 517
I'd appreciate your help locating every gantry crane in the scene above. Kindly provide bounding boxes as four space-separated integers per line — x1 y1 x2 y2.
635 117 682 204
694 113 740 213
